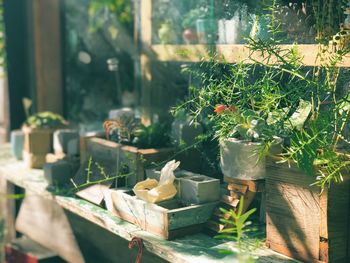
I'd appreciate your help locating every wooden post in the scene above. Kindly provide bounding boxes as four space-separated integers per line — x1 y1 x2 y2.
31 0 63 114
139 0 153 125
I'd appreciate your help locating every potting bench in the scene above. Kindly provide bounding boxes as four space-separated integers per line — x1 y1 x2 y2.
0 144 299 262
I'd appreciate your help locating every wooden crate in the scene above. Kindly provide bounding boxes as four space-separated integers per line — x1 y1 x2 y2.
84 137 174 187
266 158 350 263
22 127 53 168
108 189 218 239
22 126 53 155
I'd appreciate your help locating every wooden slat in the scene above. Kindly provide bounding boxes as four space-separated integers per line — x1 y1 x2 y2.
227 183 248 194
150 44 350 67
221 195 240 208
151 45 212 62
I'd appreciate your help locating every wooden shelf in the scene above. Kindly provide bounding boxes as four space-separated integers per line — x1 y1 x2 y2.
0 144 298 263
151 44 350 67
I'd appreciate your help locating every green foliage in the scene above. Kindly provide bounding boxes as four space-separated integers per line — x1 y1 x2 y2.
182 7 209 29
70 156 132 191
133 123 171 149
215 196 261 261
88 0 133 32
174 0 350 188
24 112 67 129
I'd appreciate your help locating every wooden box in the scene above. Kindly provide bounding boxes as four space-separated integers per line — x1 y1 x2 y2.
22 126 53 154
22 126 53 168
107 189 218 239
84 137 174 187
266 158 350 262
5 237 64 263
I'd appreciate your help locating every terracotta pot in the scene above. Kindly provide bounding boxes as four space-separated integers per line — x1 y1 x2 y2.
182 28 197 44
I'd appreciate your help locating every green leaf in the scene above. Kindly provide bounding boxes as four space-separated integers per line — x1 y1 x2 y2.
285 99 312 131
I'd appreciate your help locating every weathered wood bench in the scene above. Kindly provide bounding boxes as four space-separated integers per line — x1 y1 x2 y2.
0 144 299 263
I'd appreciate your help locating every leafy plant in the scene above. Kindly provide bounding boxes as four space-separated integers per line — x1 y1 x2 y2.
88 0 133 32
174 0 350 188
182 7 209 29
133 123 171 149
104 118 171 149
215 196 261 262
24 112 67 129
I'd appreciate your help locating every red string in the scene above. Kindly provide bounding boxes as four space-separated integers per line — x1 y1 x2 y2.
128 237 143 263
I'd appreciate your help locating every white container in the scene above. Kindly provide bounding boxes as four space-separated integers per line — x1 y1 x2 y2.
220 138 282 180
220 138 265 180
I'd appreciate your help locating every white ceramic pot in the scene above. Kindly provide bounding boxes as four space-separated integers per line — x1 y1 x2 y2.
220 138 282 180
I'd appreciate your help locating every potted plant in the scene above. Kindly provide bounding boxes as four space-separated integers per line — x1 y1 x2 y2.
217 108 283 180
158 20 177 44
182 9 201 44
22 111 67 168
84 110 174 187
175 0 350 256
217 3 252 44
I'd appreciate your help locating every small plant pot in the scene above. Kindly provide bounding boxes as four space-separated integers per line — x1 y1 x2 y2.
182 28 197 44
220 138 265 180
22 126 54 168
220 138 282 180
158 23 177 44
10 130 24 160
53 129 79 155
196 19 217 44
22 126 53 154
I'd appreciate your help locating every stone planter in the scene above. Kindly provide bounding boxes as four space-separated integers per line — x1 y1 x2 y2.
53 129 79 155
145 169 220 205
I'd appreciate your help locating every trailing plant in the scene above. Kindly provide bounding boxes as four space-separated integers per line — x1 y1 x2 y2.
24 112 67 129
174 0 350 188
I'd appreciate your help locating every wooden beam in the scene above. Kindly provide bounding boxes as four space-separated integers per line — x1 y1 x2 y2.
31 0 63 114
150 44 350 67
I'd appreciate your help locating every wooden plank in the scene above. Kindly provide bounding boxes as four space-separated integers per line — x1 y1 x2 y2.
31 0 63 114
109 189 216 239
227 183 248 194
151 45 211 62
221 195 240 208
140 0 152 46
150 44 350 67
225 177 264 192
